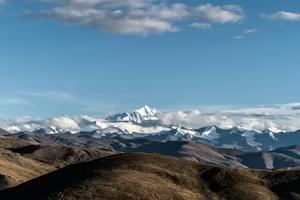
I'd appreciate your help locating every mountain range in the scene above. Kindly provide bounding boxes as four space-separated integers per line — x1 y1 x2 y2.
0 106 300 171
1 131 299 170
0 111 300 199
1 106 300 152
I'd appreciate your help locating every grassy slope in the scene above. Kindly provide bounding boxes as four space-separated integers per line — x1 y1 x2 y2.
0 137 114 189
1 153 299 200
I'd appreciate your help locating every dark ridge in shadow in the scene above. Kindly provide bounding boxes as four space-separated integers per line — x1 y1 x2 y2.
9 145 41 154
272 179 300 200
0 174 9 190
0 153 300 200
0 158 102 200
9 145 40 154
125 141 188 156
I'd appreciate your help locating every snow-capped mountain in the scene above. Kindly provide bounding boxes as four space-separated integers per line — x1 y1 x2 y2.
1 105 300 151
107 105 159 124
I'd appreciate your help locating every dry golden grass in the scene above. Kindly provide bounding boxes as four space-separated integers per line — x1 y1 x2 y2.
2 153 299 200
0 135 299 200
0 138 114 189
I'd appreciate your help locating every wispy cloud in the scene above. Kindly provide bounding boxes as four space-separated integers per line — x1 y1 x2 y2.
193 4 244 24
261 11 300 21
0 98 31 106
7 99 32 106
21 90 123 114
21 91 74 101
235 28 259 39
21 91 96 108
24 1 244 36
244 29 259 34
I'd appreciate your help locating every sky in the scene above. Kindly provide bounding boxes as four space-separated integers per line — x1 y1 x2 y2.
0 0 300 117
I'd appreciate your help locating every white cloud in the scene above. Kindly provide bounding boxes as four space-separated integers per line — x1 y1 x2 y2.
235 28 259 39
0 116 81 133
44 0 152 8
6 99 32 106
38 4 180 35
0 98 31 106
158 103 300 131
235 35 244 40
193 4 244 24
261 11 300 21
244 29 258 34
2 103 300 133
47 116 80 132
26 1 244 35
222 5 243 13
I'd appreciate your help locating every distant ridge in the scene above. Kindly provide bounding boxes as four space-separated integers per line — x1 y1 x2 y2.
3 134 300 170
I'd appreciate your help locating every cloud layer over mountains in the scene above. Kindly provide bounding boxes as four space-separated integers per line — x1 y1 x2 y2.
1 103 300 133
158 104 300 132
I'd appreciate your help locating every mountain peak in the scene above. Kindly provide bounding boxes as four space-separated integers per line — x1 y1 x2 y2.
135 105 156 117
130 106 158 124
266 127 282 133
106 106 158 124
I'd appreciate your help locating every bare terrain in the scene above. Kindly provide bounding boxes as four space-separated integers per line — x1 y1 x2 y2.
0 153 300 200
0 137 114 189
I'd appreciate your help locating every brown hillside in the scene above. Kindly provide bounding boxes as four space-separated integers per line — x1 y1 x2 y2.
0 137 114 189
1 153 299 200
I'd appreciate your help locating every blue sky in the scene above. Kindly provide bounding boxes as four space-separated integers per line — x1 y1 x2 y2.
0 0 299 117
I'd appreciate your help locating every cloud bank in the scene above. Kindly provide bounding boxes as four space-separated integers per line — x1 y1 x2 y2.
1 103 300 133
2 1 300 37
158 103 300 131
26 1 244 35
